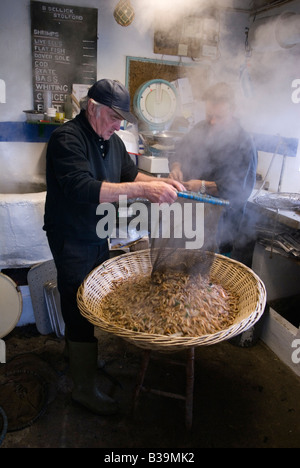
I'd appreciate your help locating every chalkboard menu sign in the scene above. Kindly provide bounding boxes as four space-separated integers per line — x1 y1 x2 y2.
30 1 98 112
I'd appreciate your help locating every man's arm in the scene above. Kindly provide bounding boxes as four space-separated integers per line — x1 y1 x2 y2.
169 162 184 182
99 172 185 204
169 162 218 196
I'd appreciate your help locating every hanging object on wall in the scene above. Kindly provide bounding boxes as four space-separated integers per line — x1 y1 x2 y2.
154 8 219 59
248 11 300 52
239 61 254 98
113 0 135 27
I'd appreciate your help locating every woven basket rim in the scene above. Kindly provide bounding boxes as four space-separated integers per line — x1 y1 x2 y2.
77 249 266 351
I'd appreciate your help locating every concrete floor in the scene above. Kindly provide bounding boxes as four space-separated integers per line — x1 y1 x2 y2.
1 324 300 449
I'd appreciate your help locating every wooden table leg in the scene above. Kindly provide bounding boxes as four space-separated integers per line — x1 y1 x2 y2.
185 347 195 431
132 349 151 413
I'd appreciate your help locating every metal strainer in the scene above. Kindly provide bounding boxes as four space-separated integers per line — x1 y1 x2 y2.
254 192 300 211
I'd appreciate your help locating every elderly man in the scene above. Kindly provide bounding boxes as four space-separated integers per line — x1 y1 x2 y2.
170 82 257 264
44 79 184 416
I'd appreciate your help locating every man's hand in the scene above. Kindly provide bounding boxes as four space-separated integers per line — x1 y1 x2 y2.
134 171 185 204
142 180 180 204
158 177 186 193
184 179 219 196
100 176 185 204
183 179 202 192
169 162 183 182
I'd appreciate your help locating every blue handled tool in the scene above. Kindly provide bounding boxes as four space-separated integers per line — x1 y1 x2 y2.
177 191 230 206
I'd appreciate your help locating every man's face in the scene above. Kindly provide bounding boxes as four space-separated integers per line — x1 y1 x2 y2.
205 100 233 127
90 103 123 140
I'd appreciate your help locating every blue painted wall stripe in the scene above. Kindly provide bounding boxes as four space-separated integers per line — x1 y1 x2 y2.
0 122 60 143
0 122 298 157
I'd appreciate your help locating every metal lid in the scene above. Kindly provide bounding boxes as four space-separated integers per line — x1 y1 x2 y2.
0 273 22 339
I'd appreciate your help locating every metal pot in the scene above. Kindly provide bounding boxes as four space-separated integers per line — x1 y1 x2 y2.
140 130 184 147
23 110 44 122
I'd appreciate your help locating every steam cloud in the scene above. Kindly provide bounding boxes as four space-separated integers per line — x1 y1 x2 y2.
131 0 300 139
130 0 300 257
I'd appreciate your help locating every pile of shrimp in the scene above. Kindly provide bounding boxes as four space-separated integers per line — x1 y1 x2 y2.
99 271 239 337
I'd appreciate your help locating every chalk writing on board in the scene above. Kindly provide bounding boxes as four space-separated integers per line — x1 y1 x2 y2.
30 1 98 112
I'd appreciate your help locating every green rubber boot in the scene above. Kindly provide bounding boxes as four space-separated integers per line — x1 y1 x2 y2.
68 339 118 415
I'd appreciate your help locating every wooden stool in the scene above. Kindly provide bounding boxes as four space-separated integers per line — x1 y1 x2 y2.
132 347 195 430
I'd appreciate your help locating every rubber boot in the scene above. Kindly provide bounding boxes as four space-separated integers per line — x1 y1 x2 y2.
63 339 106 368
68 339 119 415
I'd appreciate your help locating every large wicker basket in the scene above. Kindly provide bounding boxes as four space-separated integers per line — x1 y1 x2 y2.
77 249 266 352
